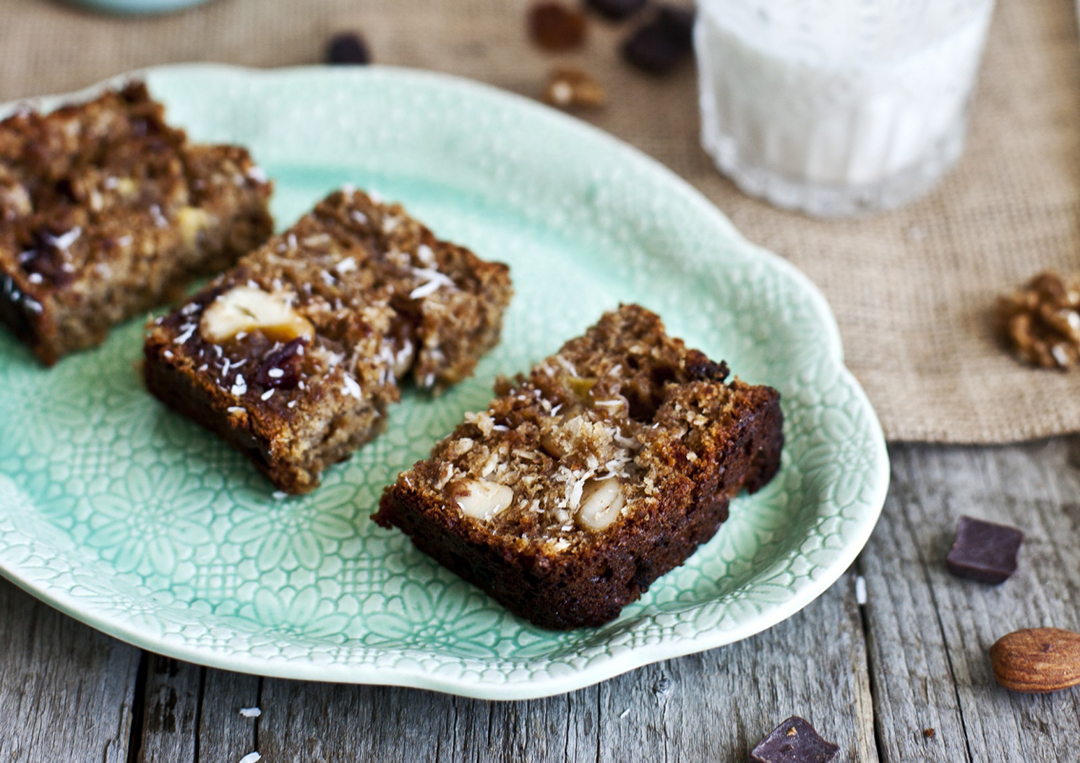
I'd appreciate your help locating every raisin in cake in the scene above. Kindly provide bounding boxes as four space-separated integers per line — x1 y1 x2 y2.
0 82 273 365
144 188 513 494
374 305 783 630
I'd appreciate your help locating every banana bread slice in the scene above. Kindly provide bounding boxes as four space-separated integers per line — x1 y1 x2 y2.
374 304 783 630
144 188 513 493
0 82 273 365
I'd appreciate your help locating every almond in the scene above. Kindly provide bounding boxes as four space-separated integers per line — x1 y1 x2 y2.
200 285 314 344
575 477 625 531
453 478 514 521
989 627 1080 693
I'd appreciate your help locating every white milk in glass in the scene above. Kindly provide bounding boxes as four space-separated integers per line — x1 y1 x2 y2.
696 0 995 216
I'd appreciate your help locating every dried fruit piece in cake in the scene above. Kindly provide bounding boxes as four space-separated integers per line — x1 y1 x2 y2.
0 82 273 365
144 188 513 494
374 304 783 630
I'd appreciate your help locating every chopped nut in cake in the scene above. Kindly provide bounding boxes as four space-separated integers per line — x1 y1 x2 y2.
0 82 273 365
374 304 783 630
144 188 513 494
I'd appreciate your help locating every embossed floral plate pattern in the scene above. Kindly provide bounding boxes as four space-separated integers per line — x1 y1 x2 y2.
0 65 888 699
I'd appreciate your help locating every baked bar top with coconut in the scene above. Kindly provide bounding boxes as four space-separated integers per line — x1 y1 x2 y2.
144 188 513 494
374 304 784 630
0 81 273 365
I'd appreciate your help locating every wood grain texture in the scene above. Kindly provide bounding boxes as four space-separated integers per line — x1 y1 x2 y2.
0 578 141 763
595 571 875 763
251 570 873 763
862 440 1080 762
6 442 1080 761
196 670 261 763
134 658 260 763
137 657 200 763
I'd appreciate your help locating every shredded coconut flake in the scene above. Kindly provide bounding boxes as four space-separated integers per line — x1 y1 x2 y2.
150 205 168 228
408 279 442 300
231 375 247 396
45 226 82 250
261 389 275 401
174 324 196 345
342 374 362 399
239 706 262 718
238 753 261 763
227 406 246 414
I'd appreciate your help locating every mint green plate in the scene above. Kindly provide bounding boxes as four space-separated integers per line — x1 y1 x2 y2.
0 65 888 699
64 0 212 15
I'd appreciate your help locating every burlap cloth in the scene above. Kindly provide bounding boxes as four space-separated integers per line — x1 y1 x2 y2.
1 0 1077 442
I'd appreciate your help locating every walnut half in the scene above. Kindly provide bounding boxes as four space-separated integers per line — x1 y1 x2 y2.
996 271 1080 370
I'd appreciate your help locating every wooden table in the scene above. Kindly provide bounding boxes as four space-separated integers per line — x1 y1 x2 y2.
3 440 1078 762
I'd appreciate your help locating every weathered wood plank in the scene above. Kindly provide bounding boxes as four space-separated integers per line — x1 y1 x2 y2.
256 679 599 762
254 570 874 762
197 670 261 763
13 439 1080 762
137 656 200 763
596 570 876 763
134 659 261 763
0 577 141 763
863 440 1080 762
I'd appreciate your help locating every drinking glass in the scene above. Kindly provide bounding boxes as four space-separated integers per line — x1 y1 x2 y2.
695 0 997 216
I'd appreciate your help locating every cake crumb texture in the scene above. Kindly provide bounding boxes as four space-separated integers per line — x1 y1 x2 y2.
144 188 513 493
0 81 273 365
375 304 784 629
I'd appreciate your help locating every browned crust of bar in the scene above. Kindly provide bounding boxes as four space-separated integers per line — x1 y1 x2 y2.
0 82 273 365
144 189 513 493
374 304 784 630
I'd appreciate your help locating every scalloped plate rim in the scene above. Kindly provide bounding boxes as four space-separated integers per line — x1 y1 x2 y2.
0 64 889 700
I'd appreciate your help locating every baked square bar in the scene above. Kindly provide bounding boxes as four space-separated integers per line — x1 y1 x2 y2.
0 82 273 364
144 188 513 493
374 305 783 629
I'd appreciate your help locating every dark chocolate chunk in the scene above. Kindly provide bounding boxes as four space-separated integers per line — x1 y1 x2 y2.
529 1 587 51
751 716 840 763
327 32 372 65
18 227 80 287
585 0 647 22
621 5 695 75
946 515 1024 584
255 338 305 390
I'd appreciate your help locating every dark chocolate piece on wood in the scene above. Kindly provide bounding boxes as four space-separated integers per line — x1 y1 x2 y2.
327 32 372 65
585 0 647 22
946 515 1024 584
621 5 695 75
751 716 840 763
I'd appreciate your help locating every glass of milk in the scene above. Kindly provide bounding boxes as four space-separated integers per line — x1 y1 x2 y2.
695 0 996 216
